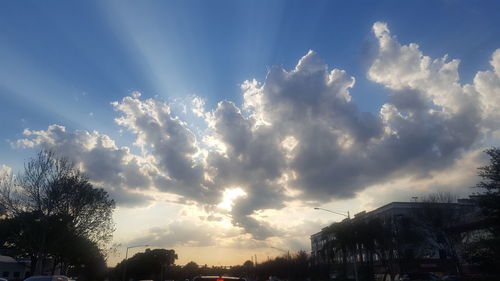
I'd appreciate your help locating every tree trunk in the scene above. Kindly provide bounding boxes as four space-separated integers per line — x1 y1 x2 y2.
30 255 37 277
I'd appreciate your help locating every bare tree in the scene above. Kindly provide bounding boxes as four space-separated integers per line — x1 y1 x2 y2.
421 192 457 204
0 150 115 274
414 192 463 274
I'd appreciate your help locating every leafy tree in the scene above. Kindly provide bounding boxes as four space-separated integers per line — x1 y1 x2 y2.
476 148 500 232
470 147 500 274
113 248 178 281
53 225 107 281
252 251 309 281
0 150 115 275
289 250 309 280
182 261 200 278
243 260 254 268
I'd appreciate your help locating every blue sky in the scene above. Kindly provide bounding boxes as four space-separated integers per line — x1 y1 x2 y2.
1 0 500 265
2 1 498 163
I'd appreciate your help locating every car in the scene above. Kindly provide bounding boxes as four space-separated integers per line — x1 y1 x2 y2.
441 276 462 281
400 273 440 281
193 276 246 281
24 276 70 281
1 278 8 281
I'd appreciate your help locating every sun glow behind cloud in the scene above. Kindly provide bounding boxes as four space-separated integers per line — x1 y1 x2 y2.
217 188 248 211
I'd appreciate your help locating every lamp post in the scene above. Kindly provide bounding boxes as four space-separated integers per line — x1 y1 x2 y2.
270 246 291 281
313 207 350 219
270 246 290 260
122 244 149 281
314 207 358 281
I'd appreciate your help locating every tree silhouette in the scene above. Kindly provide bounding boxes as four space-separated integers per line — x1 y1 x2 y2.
112 248 178 281
182 261 201 278
0 150 115 276
469 147 500 274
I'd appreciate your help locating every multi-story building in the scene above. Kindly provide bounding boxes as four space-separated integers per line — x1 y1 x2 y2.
310 197 483 279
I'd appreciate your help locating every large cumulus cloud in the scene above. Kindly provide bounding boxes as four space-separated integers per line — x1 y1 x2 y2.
16 125 154 207
14 22 500 242
111 93 220 204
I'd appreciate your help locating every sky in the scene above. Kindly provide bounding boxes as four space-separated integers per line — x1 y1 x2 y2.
1 0 500 267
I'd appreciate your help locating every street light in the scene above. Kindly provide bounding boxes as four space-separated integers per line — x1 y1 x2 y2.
314 207 358 281
270 246 290 260
270 246 291 280
313 207 350 219
122 244 149 281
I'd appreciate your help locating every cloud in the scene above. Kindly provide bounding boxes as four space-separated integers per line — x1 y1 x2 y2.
105 187 154 208
127 220 219 248
235 39 481 204
16 125 154 207
0 165 11 176
357 148 486 211
112 93 218 204
13 22 500 243
238 50 387 200
473 49 500 132
369 22 481 118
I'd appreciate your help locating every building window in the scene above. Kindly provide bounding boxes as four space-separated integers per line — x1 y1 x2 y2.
14 272 20 278
2 272 9 278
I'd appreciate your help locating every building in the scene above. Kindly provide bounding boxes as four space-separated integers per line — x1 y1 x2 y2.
310 198 483 280
0 256 28 281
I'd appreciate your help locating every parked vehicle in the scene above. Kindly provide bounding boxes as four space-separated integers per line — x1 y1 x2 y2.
193 276 245 281
23 276 70 281
441 276 462 281
400 273 440 281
